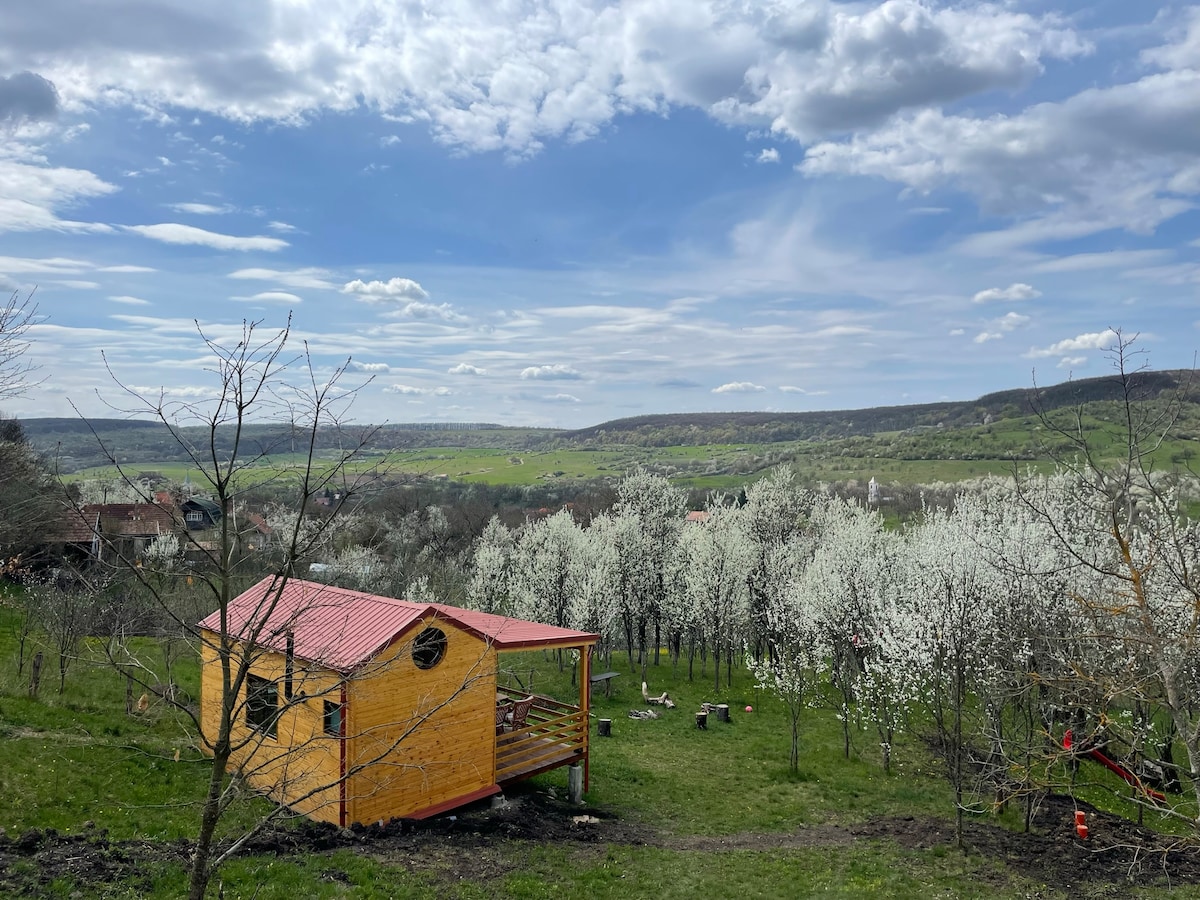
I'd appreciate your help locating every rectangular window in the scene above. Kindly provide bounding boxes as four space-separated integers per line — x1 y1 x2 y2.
323 700 343 736
245 674 278 739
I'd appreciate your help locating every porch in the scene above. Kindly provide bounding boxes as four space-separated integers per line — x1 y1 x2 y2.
494 687 588 784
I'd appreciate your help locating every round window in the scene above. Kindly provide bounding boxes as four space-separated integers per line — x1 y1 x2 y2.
412 626 448 669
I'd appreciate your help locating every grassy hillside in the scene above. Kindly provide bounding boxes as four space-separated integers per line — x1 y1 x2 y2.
2 603 1196 899
21 369 1200 487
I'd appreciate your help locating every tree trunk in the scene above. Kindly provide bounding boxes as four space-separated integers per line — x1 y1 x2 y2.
790 708 800 772
29 650 42 698
713 640 720 694
187 748 230 900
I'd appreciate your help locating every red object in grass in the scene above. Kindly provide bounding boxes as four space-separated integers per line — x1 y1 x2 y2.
1076 823 1090 840
1062 731 1167 805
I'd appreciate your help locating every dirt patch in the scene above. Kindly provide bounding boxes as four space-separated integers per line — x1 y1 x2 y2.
850 794 1200 894
1 789 1197 897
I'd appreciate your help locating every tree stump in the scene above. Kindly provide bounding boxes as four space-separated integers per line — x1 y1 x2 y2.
567 764 584 803
598 718 612 737
695 711 707 730
717 704 730 723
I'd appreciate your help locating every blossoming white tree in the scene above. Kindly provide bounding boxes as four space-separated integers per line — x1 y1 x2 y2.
468 516 515 615
676 504 754 692
749 527 824 773
612 469 687 669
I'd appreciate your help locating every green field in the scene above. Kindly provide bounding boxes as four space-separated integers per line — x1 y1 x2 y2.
2 597 1198 899
64 405 1200 497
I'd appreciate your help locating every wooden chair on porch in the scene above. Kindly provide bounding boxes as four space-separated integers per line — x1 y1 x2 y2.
495 698 514 735
509 695 536 731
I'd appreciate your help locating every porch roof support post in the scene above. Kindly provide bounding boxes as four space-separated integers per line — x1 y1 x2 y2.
580 642 591 792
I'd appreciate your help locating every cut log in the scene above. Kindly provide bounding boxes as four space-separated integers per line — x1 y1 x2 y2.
598 718 612 737
695 711 708 730
717 704 730 723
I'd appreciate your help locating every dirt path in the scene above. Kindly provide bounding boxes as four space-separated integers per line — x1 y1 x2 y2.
1 789 1197 897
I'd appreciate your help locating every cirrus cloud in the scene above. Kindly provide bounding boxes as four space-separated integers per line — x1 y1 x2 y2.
124 223 289 252
231 290 302 304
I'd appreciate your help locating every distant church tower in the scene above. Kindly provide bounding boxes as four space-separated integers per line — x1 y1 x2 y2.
867 477 879 505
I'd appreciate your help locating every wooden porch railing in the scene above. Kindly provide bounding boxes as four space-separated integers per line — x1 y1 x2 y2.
494 689 588 783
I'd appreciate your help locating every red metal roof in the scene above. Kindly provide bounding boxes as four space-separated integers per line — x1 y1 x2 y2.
198 577 598 673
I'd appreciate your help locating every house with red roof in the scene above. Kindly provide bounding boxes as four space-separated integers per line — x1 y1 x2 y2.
197 577 599 827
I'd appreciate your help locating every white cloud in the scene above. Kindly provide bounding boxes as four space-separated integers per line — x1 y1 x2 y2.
228 267 336 289
0 255 91 274
974 312 1031 344
382 383 450 396
54 279 99 289
168 202 234 215
1058 355 1086 368
0 158 116 233
972 283 1040 304
3 1 1087 156
1028 329 1118 358
1029 250 1171 273
380 135 402 147
342 277 429 301
448 363 487 375
124 223 289 252
544 393 581 403
800 33 1200 251
779 385 827 395
756 148 779 164
995 312 1030 331
231 290 302 304
267 221 297 233
350 361 391 373
99 264 157 273
385 301 466 322
108 295 150 305
712 381 766 394
520 364 581 380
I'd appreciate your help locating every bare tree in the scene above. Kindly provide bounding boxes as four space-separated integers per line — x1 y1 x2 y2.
30 575 102 693
0 289 40 400
76 318 401 898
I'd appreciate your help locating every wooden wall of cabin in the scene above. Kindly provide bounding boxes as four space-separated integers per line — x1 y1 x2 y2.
345 618 498 825
198 630 345 825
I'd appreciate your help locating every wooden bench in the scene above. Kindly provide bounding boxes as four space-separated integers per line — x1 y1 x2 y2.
589 671 620 698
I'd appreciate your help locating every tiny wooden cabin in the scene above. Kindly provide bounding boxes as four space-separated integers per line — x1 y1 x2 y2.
198 577 599 826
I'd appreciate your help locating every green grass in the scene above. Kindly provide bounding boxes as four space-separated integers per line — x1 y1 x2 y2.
1 608 1195 899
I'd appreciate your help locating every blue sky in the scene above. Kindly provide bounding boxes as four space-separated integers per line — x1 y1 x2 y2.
2 1 1198 429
